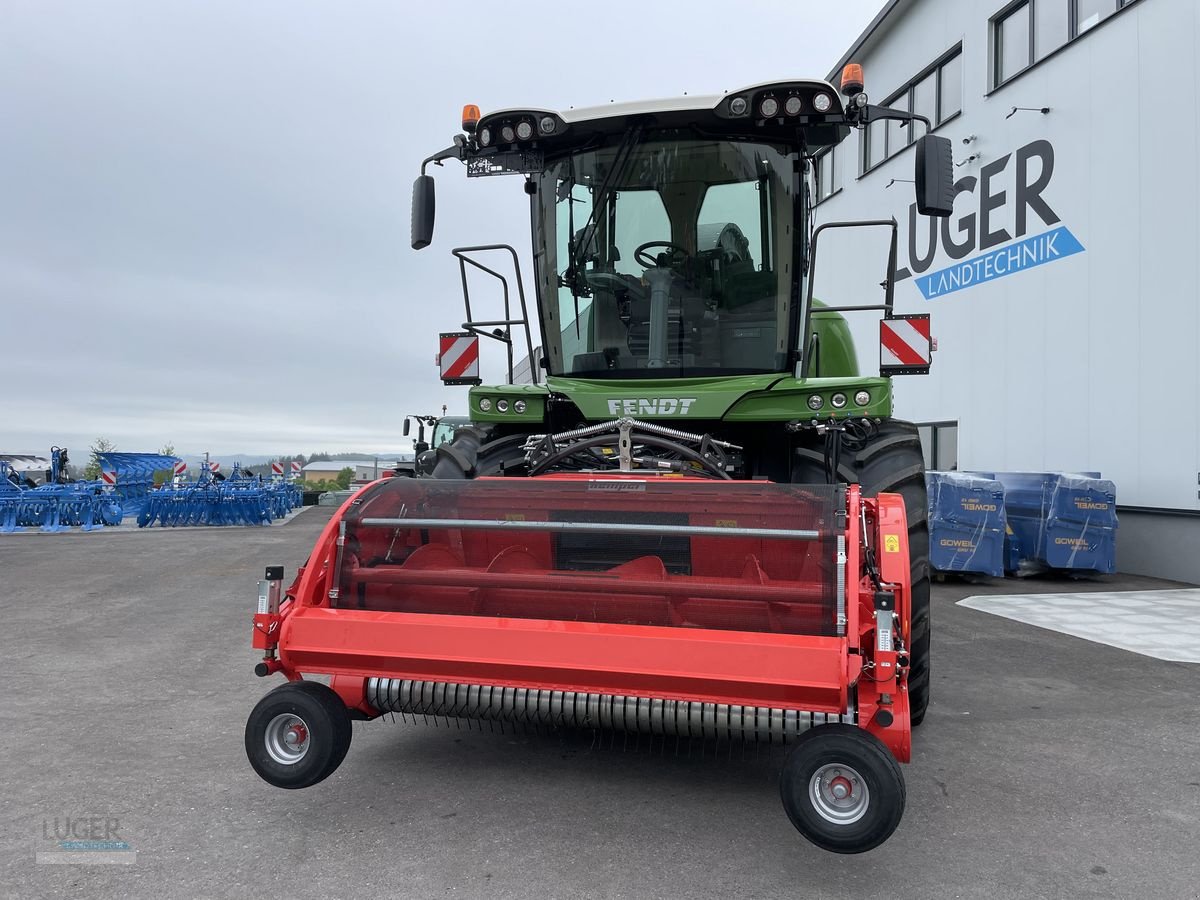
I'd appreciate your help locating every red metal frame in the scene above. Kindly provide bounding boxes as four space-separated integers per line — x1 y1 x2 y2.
253 477 913 762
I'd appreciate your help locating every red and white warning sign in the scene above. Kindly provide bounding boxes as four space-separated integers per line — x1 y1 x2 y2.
209 461 221 473
439 332 481 385
879 314 933 375
173 461 187 476
271 461 284 475
100 470 117 486
290 461 301 474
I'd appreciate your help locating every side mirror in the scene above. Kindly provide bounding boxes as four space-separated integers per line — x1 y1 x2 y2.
411 175 436 250
402 418 411 437
914 134 955 217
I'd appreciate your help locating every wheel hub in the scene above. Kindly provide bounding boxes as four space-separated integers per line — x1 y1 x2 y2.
265 713 311 765
809 764 869 825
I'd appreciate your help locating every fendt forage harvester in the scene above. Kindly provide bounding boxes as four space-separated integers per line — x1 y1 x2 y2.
245 64 955 854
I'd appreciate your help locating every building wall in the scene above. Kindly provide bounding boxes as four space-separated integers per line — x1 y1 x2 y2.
817 0 1199 578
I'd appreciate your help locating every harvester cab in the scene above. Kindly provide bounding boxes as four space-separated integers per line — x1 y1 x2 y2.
245 68 955 854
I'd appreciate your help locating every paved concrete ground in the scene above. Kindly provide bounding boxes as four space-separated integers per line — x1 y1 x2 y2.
2 513 1198 899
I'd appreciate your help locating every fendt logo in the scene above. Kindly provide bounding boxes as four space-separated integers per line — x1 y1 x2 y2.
606 398 698 416
897 140 1085 299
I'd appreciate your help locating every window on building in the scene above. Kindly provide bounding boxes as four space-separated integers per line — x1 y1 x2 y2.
1075 0 1115 33
939 52 963 120
815 147 840 202
1034 0 1070 59
917 421 959 471
994 0 1130 88
862 115 888 173
996 3 1032 84
860 45 963 174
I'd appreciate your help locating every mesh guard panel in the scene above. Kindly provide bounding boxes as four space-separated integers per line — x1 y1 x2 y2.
336 476 843 636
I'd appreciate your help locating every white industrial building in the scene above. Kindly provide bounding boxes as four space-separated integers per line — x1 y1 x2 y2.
814 0 1199 581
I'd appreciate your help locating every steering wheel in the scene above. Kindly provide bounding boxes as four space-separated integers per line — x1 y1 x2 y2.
634 241 690 269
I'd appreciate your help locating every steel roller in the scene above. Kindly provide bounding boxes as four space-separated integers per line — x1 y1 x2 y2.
366 678 854 743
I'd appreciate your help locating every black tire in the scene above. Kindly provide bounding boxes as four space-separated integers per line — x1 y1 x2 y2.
792 420 931 726
473 434 531 476
779 724 906 854
245 681 352 789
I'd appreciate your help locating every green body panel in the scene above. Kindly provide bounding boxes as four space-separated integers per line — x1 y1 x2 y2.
468 302 883 424
809 305 860 378
723 376 891 420
470 374 890 423
468 382 549 422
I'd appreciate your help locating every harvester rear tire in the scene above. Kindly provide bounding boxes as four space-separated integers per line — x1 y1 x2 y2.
473 435 531 477
792 420 931 726
779 724 905 854
245 681 353 789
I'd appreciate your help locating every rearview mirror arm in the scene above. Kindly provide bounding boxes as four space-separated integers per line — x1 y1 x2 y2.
420 142 466 175
862 105 934 136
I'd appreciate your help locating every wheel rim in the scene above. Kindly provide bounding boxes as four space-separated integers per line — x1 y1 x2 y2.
264 713 311 765
809 763 870 825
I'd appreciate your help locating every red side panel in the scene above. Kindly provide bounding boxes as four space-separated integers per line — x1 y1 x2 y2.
280 608 849 712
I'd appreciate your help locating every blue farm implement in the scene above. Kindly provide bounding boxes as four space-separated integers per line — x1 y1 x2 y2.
138 463 301 527
94 452 181 520
0 450 122 533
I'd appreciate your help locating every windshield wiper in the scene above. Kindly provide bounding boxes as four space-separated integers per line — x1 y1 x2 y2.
562 123 644 315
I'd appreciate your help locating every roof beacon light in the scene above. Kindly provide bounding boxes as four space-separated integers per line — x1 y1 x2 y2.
461 104 481 133
840 63 865 98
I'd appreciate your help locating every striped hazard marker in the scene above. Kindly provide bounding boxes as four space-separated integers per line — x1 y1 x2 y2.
209 461 221 473
290 461 301 475
271 461 284 475
100 470 117 486
879 314 933 375
439 332 481 385
173 461 187 476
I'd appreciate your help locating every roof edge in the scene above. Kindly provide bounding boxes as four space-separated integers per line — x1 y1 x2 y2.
826 0 914 82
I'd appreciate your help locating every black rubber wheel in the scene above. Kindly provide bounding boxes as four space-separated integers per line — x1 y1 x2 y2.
779 724 905 854
245 681 352 789
792 420 931 725
473 434 531 476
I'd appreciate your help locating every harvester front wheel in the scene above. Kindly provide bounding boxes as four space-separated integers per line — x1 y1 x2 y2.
245 681 352 789
779 724 905 854
792 420 931 725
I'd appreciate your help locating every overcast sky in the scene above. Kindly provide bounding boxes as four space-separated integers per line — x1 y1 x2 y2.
1 0 885 455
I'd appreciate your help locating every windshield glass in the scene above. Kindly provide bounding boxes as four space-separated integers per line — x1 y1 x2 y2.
534 130 800 377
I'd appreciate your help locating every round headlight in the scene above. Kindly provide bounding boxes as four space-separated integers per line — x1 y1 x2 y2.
500 124 515 143
813 93 833 113
759 97 779 118
831 393 848 409
784 96 802 116
513 399 527 413
496 399 509 413
729 96 748 116
478 398 492 412
540 115 556 134
478 127 492 147
516 120 534 141
807 394 824 411
854 390 871 406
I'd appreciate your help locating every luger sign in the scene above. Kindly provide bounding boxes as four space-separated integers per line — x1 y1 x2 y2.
896 139 1085 299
